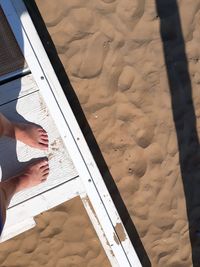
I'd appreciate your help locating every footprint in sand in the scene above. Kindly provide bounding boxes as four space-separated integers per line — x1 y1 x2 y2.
70 33 110 78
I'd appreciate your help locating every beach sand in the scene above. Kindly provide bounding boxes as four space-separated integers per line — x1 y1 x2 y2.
0 197 110 267
1 0 200 266
35 0 199 266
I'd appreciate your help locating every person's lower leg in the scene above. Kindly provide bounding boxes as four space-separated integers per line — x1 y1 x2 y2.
0 113 14 138
0 159 49 230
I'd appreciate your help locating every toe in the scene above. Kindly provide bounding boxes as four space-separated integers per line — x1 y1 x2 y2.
40 134 48 140
37 159 48 168
38 138 49 145
42 174 49 180
40 136 49 142
40 139 49 145
42 171 49 178
40 165 49 172
38 128 47 134
37 143 48 150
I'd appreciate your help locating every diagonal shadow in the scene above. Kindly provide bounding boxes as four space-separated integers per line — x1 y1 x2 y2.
156 0 200 265
25 0 152 266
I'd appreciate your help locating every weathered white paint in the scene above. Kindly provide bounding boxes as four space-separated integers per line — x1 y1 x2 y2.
0 1 142 266
0 74 36 106
81 193 119 267
0 84 78 206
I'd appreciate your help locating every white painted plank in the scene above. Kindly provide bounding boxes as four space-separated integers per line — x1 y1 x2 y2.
1 218 36 242
1 177 84 242
0 90 78 207
81 193 119 267
0 74 37 106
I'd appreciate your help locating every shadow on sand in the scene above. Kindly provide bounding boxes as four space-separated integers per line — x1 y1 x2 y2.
25 0 152 266
156 0 200 265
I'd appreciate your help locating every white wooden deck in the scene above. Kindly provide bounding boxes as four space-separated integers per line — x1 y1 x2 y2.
0 74 78 207
0 1 143 266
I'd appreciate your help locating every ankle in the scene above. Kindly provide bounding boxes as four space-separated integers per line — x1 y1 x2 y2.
4 122 15 138
0 177 19 207
0 115 15 138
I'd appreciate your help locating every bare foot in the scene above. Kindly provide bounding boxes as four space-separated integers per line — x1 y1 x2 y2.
0 159 49 212
0 114 48 150
15 159 49 192
12 122 48 150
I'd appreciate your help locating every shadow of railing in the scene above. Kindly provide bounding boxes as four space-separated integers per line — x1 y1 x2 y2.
156 1 200 265
25 0 152 266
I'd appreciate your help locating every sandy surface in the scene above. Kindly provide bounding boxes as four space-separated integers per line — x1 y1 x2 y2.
1 0 200 266
0 197 110 267
34 0 200 266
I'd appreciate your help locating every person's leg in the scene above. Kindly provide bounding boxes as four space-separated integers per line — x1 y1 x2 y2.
0 113 48 150
0 159 49 233
0 113 49 234
0 113 13 138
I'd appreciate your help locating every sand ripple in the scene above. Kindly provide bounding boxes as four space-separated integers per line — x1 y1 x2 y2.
2 0 199 266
